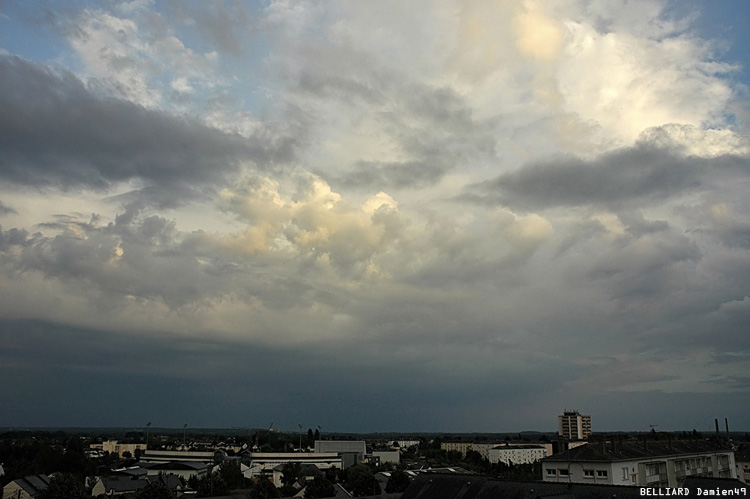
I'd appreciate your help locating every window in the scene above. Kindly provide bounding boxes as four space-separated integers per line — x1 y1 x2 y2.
597 470 608 478
584 470 594 478
546 469 557 476
559 469 569 477
623 467 629 480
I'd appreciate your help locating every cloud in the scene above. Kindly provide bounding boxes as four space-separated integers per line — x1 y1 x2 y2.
464 143 749 211
0 55 292 207
0 200 17 216
1 0 749 431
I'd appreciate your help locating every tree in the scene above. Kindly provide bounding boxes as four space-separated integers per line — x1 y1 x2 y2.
384 469 411 494
218 462 245 490
281 462 302 488
304 476 335 499
344 464 380 497
136 480 174 499
195 472 229 497
38 473 87 499
249 475 280 499
307 428 315 448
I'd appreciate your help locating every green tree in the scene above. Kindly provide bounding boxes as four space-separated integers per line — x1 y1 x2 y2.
384 469 411 494
249 475 280 499
304 475 335 499
136 480 174 499
218 462 245 490
38 473 87 499
195 472 229 497
307 429 315 448
281 462 302 488
345 464 380 497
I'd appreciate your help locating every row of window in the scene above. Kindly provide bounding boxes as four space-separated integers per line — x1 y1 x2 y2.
546 468 608 478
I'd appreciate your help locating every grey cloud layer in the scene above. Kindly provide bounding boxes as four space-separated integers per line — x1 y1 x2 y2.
466 145 748 210
0 55 291 205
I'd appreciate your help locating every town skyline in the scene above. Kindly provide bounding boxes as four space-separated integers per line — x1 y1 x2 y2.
2 0 750 432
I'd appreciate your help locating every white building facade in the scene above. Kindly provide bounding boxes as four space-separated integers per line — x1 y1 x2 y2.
542 441 736 487
488 444 547 465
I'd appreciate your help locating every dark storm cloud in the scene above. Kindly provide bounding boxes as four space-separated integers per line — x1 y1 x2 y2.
465 146 748 210
0 55 286 205
0 317 577 431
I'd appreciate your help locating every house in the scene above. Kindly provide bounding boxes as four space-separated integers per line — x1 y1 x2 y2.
2 474 50 499
90 476 149 497
542 439 736 487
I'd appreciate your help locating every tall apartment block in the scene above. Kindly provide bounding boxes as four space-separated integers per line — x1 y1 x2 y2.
558 410 592 440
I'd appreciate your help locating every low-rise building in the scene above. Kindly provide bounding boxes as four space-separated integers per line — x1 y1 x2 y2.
371 449 400 465
102 440 147 458
143 460 209 480
244 452 342 484
542 440 736 487
140 449 225 464
440 442 502 459
2 475 50 499
488 444 547 465
90 476 148 497
314 440 366 469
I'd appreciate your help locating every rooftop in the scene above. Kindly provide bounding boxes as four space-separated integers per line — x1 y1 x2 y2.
544 439 733 463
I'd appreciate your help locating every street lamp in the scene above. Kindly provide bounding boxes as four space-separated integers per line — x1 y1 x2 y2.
146 421 151 450
183 424 188 449
298 424 303 452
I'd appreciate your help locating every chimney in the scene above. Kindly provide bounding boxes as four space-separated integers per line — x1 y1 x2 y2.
725 418 730 436
715 419 720 434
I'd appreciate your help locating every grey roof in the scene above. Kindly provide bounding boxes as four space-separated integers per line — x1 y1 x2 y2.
147 473 184 489
400 473 643 499
144 460 207 471
100 476 149 493
10 475 50 496
543 439 733 463
112 466 148 477
492 444 547 450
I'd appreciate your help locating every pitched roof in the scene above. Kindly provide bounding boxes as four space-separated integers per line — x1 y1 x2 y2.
400 473 643 499
99 476 149 493
144 460 208 471
543 440 733 463
7 474 50 496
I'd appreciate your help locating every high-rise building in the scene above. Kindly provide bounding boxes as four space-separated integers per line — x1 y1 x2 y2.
558 410 592 440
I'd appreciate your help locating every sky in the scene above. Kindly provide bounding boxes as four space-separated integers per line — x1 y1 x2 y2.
1 0 749 434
